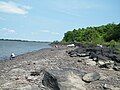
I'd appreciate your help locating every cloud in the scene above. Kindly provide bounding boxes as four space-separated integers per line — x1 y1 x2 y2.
22 5 32 10
40 30 50 33
31 30 60 36
51 32 60 35
0 1 31 15
7 29 16 33
1 28 16 34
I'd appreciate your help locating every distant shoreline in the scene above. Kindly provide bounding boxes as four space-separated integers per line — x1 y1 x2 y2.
0 39 51 43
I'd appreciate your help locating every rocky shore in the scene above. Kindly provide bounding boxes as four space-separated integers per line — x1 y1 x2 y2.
0 47 120 90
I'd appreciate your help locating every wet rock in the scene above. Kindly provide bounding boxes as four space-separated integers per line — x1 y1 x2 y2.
42 71 60 90
82 72 100 83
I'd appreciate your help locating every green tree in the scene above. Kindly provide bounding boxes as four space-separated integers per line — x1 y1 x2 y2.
62 23 120 45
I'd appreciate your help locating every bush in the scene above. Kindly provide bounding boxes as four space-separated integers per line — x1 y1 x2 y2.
51 41 60 45
109 40 116 48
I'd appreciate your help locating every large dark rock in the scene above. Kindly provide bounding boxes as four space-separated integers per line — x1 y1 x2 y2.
68 50 78 57
89 51 98 61
108 54 120 63
67 44 120 72
116 55 120 63
42 71 60 90
68 47 88 57
30 71 40 76
67 45 120 62
75 47 86 54
113 62 120 71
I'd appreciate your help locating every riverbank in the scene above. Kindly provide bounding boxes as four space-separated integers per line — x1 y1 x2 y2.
0 47 120 90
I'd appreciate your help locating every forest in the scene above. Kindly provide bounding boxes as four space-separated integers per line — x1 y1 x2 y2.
62 23 120 46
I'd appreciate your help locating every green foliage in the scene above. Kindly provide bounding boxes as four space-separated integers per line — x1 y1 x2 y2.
109 40 116 48
62 23 120 45
51 40 60 45
62 31 74 43
104 23 120 42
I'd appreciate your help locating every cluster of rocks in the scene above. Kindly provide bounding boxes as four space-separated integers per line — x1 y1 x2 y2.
1 67 119 90
67 45 120 71
0 47 120 90
42 70 102 90
0 67 102 90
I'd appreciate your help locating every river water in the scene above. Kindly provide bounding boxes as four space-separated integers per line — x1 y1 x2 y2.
0 40 51 60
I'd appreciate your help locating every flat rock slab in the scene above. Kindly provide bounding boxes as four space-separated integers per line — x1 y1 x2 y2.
59 71 86 90
82 72 100 83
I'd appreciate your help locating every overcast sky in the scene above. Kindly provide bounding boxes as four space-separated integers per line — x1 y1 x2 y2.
0 0 120 41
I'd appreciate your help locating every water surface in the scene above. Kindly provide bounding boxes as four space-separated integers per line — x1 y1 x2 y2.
0 40 51 60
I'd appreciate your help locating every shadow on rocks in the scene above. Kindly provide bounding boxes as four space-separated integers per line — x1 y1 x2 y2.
42 71 60 90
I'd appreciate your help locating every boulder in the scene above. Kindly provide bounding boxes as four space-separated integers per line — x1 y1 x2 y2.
26 76 38 82
108 54 120 63
59 71 86 90
98 60 105 66
74 48 86 54
113 62 120 71
89 52 98 61
77 53 88 57
42 71 60 90
68 50 78 57
86 59 96 66
82 72 100 82
70 53 78 57
68 47 86 57
103 84 120 90
30 71 40 76
98 60 114 69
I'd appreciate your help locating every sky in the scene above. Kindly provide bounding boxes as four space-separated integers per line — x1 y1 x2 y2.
0 0 120 41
